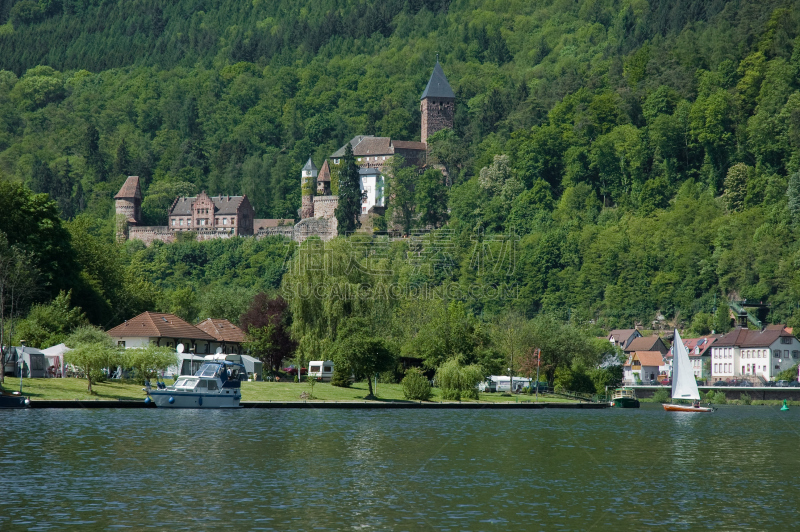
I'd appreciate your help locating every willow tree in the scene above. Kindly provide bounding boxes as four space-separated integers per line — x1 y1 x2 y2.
65 326 121 393
282 236 394 367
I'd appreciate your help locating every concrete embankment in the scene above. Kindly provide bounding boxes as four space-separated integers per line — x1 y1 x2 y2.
28 400 608 409
631 386 800 401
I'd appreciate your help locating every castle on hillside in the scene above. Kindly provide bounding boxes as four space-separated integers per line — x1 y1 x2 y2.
114 177 291 244
264 60 455 241
117 61 454 244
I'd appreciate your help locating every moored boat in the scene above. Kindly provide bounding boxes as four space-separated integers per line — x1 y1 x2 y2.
663 329 713 413
146 359 243 408
0 388 30 409
610 388 640 408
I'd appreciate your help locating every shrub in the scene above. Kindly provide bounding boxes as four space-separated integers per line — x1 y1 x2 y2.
435 357 483 401
652 389 670 403
711 391 727 404
739 392 752 405
331 368 351 388
402 367 431 401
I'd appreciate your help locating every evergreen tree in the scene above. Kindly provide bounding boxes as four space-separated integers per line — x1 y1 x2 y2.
713 301 732 334
415 168 448 229
335 143 363 235
788 172 800 227
114 138 130 177
722 163 748 213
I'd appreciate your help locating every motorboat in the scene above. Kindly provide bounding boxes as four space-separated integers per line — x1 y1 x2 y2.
610 388 639 408
146 360 244 408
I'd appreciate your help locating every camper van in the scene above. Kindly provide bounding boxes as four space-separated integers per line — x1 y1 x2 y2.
308 360 334 382
488 375 532 393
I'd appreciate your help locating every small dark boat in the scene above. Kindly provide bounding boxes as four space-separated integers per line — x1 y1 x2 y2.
0 389 31 408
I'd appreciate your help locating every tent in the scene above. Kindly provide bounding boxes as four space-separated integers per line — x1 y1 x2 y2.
240 355 263 380
6 347 48 378
41 343 71 377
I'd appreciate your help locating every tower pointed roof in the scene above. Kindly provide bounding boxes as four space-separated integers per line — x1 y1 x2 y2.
317 160 331 182
114 175 142 199
302 157 317 172
420 61 455 100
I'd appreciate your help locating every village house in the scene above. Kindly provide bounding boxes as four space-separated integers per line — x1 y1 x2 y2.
624 351 667 384
195 318 247 355
623 335 670 355
710 325 800 383
607 329 642 350
106 312 246 355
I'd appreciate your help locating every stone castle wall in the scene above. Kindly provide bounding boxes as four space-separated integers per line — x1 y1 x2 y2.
128 226 175 245
295 217 337 242
256 226 296 240
301 195 315 219
420 97 454 144
313 195 338 219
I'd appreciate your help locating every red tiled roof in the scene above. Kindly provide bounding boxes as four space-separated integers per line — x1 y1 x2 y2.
114 176 142 199
253 219 294 231
106 312 216 341
392 140 427 151
625 335 668 353
317 159 332 182
631 351 665 367
196 318 246 343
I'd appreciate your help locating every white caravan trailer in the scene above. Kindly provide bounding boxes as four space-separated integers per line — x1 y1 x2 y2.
308 360 334 382
489 375 532 393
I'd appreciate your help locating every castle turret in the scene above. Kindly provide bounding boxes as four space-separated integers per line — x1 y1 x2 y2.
420 61 455 144
114 175 142 242
300 158 318 219
317 159 332 196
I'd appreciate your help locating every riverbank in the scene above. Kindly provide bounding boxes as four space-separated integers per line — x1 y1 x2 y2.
0 378 580 404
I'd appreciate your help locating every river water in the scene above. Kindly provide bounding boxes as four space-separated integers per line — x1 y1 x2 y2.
1 404 797 530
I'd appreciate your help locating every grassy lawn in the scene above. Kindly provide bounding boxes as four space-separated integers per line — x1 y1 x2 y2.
1 378 577 403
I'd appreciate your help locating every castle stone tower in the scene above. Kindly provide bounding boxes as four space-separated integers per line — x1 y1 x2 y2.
114 175 142 242
300 158 318 219
420 61 455 144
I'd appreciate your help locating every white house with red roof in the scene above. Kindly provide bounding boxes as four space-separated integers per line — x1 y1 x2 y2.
624 351 668 384
710 325 800 382
106 312 246 355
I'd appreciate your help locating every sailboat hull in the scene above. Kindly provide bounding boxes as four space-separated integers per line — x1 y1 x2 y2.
663 404 713 413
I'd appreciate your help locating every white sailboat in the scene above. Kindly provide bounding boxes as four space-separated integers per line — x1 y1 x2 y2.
663 329 713 413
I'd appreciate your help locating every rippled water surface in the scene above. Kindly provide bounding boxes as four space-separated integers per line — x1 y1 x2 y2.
1 404 798 530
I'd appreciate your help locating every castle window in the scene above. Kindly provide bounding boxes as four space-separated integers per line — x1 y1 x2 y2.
358 158 362 162
215 218 219 225
223 218 228 225
334 159 339 164
187 219 191 225
231 219 235 225
172 219 176 226
180 219 184 226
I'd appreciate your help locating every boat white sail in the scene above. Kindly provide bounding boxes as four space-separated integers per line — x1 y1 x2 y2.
671 329 700 400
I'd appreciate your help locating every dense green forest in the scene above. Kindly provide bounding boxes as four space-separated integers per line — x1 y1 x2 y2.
2 0 800 375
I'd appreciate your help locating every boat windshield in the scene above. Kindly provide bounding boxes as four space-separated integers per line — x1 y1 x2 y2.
196 363 223 378
174 378 198 389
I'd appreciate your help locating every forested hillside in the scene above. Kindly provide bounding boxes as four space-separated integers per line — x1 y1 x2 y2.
2 0 800 344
